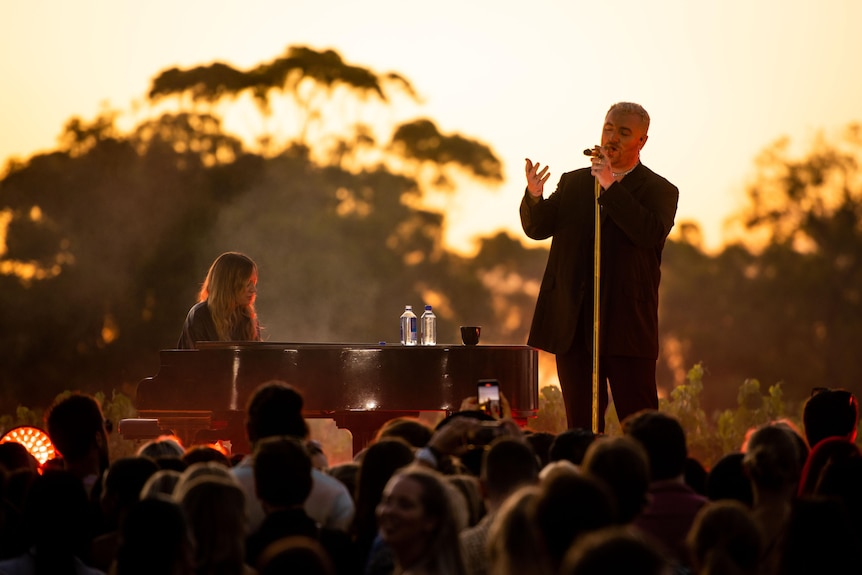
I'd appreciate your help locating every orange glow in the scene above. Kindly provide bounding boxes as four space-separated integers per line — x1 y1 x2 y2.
1 426 56 466
0 209 10 255
101 312 119 345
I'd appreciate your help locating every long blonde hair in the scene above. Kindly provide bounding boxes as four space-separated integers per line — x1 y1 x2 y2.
199 252 259 341
390 465 468 575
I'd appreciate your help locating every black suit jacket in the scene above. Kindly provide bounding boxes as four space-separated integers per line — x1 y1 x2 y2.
520 163 678 358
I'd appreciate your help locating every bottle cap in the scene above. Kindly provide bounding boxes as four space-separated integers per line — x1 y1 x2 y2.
425 305 432 310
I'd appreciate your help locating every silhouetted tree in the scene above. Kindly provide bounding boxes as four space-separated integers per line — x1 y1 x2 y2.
0 45 521 411
660 126 862 411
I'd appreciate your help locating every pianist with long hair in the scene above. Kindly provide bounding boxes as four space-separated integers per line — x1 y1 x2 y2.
177 251 262 349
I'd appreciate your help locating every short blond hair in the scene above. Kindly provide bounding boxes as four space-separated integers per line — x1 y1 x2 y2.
607 102 650 133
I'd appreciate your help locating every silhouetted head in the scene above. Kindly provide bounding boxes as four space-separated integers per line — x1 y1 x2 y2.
375 417 433 448
182 444 231 468
0 441 39 473
686 500 762 575
706 452 753 506
524 431 555 468
257 536 335 575
115 497 194 575
44 392 109 471
549 428 598 466
561 526 670 575
743 424 802 492
101 456 161 528
482 437 540 502
622 410 687 481
177 475 248 575
534 464 617 570
253 435 313 508
245 380 309 444
581 435 650 524
137 436 185 460
803 387 859 448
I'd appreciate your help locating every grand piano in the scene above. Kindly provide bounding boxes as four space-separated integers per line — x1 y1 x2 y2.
129 342 539 455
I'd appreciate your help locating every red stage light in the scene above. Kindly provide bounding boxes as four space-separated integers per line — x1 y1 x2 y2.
0 426 56 466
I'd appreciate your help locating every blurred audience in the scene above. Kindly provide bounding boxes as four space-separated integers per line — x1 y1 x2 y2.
623 409 707 570
5 383 861 575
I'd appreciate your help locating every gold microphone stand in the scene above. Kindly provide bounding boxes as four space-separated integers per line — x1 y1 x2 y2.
592 175 601 434
583 147 602 434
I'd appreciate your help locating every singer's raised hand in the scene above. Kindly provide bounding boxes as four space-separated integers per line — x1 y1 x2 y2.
525 158 550 197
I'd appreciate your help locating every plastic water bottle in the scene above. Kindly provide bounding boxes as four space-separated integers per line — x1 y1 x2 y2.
400 305 418 346
420 305 437 346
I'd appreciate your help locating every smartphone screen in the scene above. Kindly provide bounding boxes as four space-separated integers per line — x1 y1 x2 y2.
478 379 501 418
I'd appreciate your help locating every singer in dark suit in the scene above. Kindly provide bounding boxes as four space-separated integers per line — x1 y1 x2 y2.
520 102 678 431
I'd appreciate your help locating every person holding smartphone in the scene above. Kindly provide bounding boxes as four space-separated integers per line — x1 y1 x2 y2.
478 380 502 419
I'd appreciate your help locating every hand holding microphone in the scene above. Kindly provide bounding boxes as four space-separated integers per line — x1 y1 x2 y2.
585 146 613 188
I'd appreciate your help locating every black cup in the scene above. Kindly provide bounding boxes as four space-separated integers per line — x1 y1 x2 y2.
460 326 481 345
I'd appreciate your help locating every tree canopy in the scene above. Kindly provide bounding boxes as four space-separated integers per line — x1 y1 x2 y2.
659 125 862 409
0 46 525 410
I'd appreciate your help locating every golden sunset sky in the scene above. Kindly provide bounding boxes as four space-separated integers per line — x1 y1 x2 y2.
3 0 861 254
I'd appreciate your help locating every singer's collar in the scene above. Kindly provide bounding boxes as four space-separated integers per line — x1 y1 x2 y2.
612 162 639 178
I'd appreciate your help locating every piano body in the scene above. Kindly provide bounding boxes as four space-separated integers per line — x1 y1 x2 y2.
129 342 539 455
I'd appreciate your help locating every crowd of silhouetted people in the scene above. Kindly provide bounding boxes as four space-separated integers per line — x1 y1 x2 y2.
1 382 861 575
